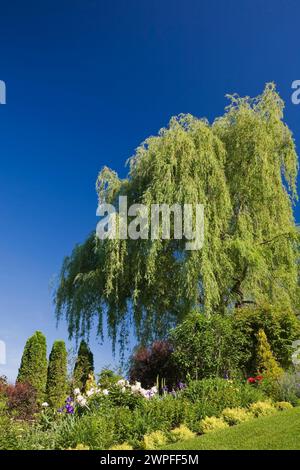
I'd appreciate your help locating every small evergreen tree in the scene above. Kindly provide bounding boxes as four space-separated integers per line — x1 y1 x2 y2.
46 340 68 408
256 329 283 379
17 331 47 401
73 340 94 390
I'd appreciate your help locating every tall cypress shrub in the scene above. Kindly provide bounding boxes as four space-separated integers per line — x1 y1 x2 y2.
73 340 94 390
46 340 68 408
17 331 47 401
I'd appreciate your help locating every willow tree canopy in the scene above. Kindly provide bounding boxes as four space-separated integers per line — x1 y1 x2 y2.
55 84 299 350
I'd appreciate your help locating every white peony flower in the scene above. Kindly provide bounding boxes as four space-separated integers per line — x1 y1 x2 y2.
73 388 81 395
102 389 109 396
41 402 49 407
86 389 94 397
117 379 125 387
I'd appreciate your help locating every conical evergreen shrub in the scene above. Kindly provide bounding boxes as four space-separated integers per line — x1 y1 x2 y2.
17 331 47 401
256 329 283 379
46 340 68 408
73 340 94 391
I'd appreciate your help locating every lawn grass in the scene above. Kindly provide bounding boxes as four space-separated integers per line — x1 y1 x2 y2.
164 408 300 450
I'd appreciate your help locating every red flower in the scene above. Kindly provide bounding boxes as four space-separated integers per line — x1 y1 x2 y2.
247 377 256 384
255 375 263 381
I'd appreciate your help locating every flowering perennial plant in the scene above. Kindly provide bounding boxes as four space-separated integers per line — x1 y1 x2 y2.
247 375 263 385
58 379 160 414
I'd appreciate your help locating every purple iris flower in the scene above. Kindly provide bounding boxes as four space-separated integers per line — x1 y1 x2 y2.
65 404 74 414
177 382 186 390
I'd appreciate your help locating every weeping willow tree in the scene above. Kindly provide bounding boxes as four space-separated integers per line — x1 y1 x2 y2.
55 83 299 351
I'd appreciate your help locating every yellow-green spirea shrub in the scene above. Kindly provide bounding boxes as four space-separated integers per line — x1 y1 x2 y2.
249 401 277 417
170 425 195 442
66 443 90 450
143 431 168 449
199 416 229 434
109 443 133 450
221 407 253 425
274 401 293 411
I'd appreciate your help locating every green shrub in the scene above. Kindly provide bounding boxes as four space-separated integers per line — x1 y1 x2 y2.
0 415 19 450
97 369 122 389
109 442 133 450
17 331 48 401
143 430 167 449
46 340 68 408
199 416 229 434
169 425 195 442
170 312 245 380
273 372 300 405
53 413 115 450
274 401 293 411
182 378 265 418
234 304 300 373
105 384 144 410
249 401 277 417
221 407 252 425
66 443 90 450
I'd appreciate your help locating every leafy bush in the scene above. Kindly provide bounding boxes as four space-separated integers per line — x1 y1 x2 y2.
0 415 20 450
143 430 167 449
170 312 246 380
129 340 178 389
6 382 38 420
221 407 252 425
87 384 144 412
97 368 122 389
274 371 300 405
249 401 277 417
109 442 133 450
67 443 90 450
274 401 293 411
182 378 265 418
169 425 195 442
54 413 115 450
234 304 300 373
199 416 229 433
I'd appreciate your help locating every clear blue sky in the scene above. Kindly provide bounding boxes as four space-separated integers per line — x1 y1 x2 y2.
1 0 300 382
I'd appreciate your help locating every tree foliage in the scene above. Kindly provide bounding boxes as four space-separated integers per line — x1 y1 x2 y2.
73 340 94 391
46 340 68 408
55 84 299 350
17 331 47 401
